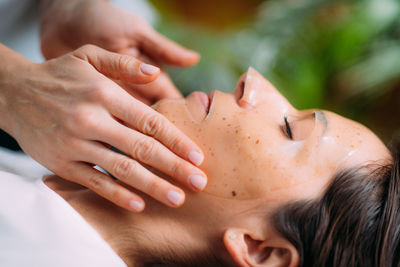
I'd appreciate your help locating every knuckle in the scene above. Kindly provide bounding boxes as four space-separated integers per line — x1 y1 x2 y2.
60 121 80 138
54 160 70 175
87 174 104 191
79 44 97 54
91 83 110 102
70 107 99 131
141 114 165 136
144 179 160 196
132 139 155 162
170 160 183 178
62 137 81 153
113 159 137 180
117 55 137 73
169 136 182 152
69 108 86 127
111 187 125 202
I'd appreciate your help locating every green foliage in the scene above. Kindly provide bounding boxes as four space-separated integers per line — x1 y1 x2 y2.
152 0 400 141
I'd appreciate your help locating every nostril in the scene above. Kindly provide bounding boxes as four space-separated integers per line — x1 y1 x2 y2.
237 80 245 102
233 72 255 109
233 74 247 103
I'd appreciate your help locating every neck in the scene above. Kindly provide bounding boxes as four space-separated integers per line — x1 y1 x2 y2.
44 175 224 266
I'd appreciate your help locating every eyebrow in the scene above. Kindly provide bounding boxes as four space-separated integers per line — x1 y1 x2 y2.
314 110 328 133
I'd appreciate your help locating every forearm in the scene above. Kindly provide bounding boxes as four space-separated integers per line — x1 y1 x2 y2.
0 44 33 134
40 0 108 23
40 0 83 35
40 0 110 59
40 0 83 13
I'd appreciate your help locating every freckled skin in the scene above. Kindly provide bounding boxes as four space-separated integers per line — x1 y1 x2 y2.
44 69 393 267
153 68 390 202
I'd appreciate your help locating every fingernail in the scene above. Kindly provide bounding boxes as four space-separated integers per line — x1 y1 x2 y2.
186 50 200 58
140 64 159 75
188 150 204 166
167 190 184 206
129 200 144 211
189 174 207 191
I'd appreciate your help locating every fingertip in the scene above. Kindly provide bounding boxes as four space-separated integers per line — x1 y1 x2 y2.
167 190 185 207
129 199 145 212
140 63 160 76
177 50 200 67
187 50 200 62
188 150 204 166
189 174 208 192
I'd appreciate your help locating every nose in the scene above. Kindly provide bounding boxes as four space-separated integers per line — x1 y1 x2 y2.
234 67 294 111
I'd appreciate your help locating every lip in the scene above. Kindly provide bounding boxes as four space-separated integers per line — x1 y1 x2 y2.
185 70 251 120
208 91 216 114
189 90 217 115
189 91 210 113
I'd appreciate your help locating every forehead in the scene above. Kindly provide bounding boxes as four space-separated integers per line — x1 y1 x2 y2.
322 111 390 169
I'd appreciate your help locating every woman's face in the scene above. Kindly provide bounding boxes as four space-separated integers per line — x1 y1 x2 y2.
153 68 389 202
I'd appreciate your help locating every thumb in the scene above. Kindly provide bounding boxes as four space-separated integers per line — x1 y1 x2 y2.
138 26 200 67
72 44 160 84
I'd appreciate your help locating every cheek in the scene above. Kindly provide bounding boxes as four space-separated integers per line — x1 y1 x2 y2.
199 113 292 199
154 100 328 200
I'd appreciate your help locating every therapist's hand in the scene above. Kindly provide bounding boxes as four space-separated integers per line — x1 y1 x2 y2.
40 0 200 104
0 44 206 211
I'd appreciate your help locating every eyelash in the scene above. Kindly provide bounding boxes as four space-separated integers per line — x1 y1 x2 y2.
284 116 293 139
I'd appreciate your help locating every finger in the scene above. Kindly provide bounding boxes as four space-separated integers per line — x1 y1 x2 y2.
72 44 160 84
119 52 183 100
152 70 183 99
121 70 182 102
104 90 205 167
82 142 186 207
119 46 140 58
113 79 153 105
41 40 73 60
97 121 207 192
137 26 200 67
64 162 146 212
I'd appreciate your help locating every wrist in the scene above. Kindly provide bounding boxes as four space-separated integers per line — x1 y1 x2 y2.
40 0 81 35
40 0 110 58
0 45 35 134
40 0 110 26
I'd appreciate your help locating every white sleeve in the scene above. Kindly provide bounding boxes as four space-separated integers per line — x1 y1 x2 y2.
0 171 127 267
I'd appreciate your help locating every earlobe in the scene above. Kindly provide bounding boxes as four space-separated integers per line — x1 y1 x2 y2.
223 228 299 267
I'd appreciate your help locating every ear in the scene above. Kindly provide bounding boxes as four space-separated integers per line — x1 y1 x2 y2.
223 228 299 267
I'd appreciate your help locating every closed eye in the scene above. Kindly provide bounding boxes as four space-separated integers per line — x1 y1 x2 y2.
284 116 293 139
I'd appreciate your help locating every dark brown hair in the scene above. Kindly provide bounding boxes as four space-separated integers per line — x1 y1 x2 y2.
148 142 399 267
272 140 400 267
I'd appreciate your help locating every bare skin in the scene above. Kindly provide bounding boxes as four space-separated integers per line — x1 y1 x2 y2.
41 0 200 104
45 68 390 267
0 0 208 212
0 44 206 212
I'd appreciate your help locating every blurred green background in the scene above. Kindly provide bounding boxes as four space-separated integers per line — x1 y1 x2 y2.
149 0 400 143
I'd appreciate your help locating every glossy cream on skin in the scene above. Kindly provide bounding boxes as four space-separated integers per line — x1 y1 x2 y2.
153 68 390 202
43 68 391 267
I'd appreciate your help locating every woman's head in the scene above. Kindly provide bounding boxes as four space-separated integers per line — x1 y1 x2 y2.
144 68 393 266
47 68 394 267
153 67 389 201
